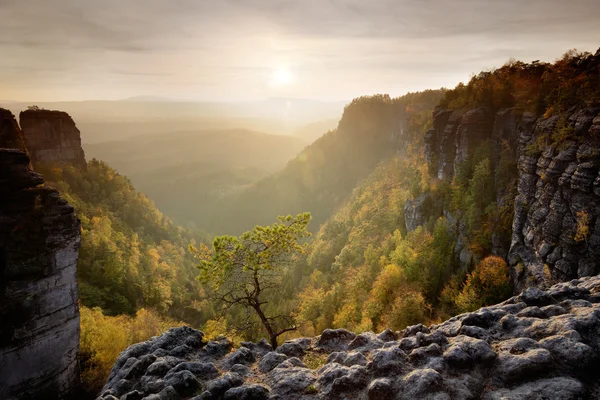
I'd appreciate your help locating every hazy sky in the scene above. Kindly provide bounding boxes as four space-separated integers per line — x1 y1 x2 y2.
2 0 600 102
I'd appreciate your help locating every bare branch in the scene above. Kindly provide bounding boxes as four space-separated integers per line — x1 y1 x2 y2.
275 325 297 337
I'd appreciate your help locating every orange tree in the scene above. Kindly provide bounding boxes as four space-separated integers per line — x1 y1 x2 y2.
455 256 512 312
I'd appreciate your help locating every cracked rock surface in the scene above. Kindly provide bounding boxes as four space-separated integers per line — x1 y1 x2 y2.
99 276 600 400
0 138 81 399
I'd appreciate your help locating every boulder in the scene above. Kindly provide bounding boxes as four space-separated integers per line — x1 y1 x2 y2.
98 276 600 400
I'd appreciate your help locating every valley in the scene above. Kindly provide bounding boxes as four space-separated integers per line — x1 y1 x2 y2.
2 3 600 395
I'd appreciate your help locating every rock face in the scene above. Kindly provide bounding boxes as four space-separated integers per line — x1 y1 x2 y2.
404 193 441 233
424 106 600 289
509 108 600 291
0 108 27 152
425 107 519 184
99 276 600 399
0 112 81 399
20 108 86 169
423 107 521 269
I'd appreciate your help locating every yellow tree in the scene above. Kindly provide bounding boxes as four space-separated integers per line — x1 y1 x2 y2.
455 256 512 312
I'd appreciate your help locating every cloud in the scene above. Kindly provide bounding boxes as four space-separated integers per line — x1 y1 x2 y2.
1 0 599 100
111 71 175 77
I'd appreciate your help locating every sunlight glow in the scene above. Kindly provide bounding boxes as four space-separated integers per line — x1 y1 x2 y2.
270 67 294 86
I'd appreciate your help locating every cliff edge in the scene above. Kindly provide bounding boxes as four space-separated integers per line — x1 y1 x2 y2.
0 109 81 399
424 106 600 291
98 276 600 400
20 108 87 170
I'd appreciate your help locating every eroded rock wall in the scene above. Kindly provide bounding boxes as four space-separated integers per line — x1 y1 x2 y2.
98 276 600 400
424 107 519 186
0 112 81 399
20 108 86 169
424 106 600 289
0 108 27 152
424 107 521 267
509 108 600 291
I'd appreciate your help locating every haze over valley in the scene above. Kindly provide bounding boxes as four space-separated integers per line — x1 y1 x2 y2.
2 1 600 399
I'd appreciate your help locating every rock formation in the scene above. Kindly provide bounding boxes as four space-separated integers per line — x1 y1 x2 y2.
424 107 600 289
98 276 600 400
0 112 81 399
20 108 87 169
0 108 27 152
510 109 600 291
404 193 443 233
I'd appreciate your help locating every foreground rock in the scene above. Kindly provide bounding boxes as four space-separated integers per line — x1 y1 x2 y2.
99 276 600 399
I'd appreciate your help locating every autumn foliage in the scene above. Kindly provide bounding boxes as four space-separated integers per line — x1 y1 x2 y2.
454 256 512 313
79 306 183 395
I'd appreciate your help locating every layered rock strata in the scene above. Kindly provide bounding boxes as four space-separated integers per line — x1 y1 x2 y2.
424 107 600 288
20 108 87 169
510 108 600 290
0 108 27 152
0 136 81 397
99 276 600 400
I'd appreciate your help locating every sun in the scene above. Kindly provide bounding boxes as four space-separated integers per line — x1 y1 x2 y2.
270 67 293 86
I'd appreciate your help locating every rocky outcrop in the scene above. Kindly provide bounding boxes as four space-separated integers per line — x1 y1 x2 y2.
425 107 518 184
0 108 27 152
20 108 86 169
404 193 443 233
99 276 600 400
423 107 520 268
509 108 600 291
424 108 462 180
424 106 600 289
453 107 495 173
0 122 81 398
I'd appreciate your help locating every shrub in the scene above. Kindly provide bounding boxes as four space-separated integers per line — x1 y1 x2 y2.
574 211 591 242
455 256 512 313
303 352 329 370
79 306 182 396
382 291 428 330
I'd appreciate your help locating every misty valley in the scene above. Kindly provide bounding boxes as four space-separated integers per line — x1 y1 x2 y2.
2 2 600 399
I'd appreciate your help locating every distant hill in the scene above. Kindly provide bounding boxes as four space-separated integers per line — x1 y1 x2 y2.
85 128 306 174
1 98 344 143
293 118 339 143
84 129 307 228
200 90 445 234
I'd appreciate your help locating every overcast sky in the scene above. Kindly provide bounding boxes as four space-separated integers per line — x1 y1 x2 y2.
1 0 599 102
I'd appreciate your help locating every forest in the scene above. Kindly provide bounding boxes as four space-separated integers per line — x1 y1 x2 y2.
44 49 600 395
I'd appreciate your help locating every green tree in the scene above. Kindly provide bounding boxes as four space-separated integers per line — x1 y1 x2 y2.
193 213 311 348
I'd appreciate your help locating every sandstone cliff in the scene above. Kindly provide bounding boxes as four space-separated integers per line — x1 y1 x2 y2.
20 108 87 169
98 276 600 400
424 107 600 290
510 109 600 291
0 108 27 152
0 113 81 399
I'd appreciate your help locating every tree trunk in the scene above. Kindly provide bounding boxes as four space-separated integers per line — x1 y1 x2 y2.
269 334 278 350
252 303 278 349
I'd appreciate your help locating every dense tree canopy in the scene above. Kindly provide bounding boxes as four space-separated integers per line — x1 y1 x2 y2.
439 49 600 117
37 160 209 322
